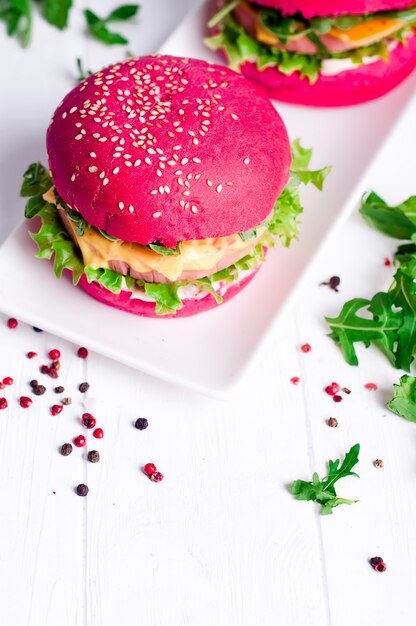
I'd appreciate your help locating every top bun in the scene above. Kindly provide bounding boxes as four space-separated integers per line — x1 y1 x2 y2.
248 0 411 17
47 55 291 247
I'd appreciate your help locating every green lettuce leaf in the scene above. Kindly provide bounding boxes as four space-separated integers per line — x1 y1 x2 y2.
387 375 416 422
360 191 416 240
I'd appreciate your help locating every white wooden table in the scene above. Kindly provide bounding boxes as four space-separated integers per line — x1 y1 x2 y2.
1 2 416 625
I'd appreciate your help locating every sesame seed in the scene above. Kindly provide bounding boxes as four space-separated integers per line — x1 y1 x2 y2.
156 170 162 177
244 157 250 165
153 212 162 218
98 137 107 142
128 205 134 213
113 167 120 174
134 160 141 167
206 179 213 187
231 113 238 120
181 158 188 165
69 106 77 114
119 202 124 210
216 184 222 193
70 174 76 182
192 158 201 163
159 186 164 194
191 205 198 213
164 185 170 194
103 178 109 186
90 152 97 158
92 133 100 138
150 190 158 195
75 134 83 140
182 190 190 196
145 157 151 165
88 166 98 173
62 112 67 119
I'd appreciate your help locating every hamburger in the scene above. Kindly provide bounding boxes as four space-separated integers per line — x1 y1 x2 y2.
22 55 329 318
206 1 416 106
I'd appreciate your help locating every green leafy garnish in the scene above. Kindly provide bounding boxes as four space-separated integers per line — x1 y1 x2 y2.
148 242 181 256
360 191 416 240
20 162 53 218
291 444 360 515
387 375 416 422
76 57 93 83
84 4 139 46
0 0 73 47
327 192 416 371
42 0 72 30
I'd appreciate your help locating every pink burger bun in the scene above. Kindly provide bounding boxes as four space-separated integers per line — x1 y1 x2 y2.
246 0 412 18
42 55 292 318
239 34 416 106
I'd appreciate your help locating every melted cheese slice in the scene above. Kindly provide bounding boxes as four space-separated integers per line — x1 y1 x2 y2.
329 18 403 46
44 190 266 282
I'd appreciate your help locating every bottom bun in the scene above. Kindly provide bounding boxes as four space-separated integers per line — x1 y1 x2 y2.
238 36 416 106
77 268 259 318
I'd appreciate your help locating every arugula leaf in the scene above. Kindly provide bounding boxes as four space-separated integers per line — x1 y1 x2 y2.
291 444 360 515
76 57 93 83
42 0 72 30
148 242 181 256
97 229 122 242
0 0 32 47
327 191 416 371
387 375 416 422
84 4 139 46
360 191 416 240
20 162 52 197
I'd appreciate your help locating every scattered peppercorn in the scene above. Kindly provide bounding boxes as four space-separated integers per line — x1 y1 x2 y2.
62 397 72 405
290 377 300 385
33 384 46 396
365 383 378 391
33 326 43 332
88 450 100 463
73 435 87 448
333 395 343 403
327 417 338 428
82 413 96 429
54 386 64 394
342 387 351 394
301 343 312 353
0 398 8 410
76 483 89 497
135 418 149 430
7 318 18 329
374 459 384 468
3 377 13 386
0 382 4 390
27 352 37 359
61 443 73 456
93 428 104 439
19 396 32 408
320 276 341 292
150 471 164 483
48 349 61 360
369 557 387 572
51 405 63 416
384 257 391 267
144 463 157 476
50 360 60 371
40 365 50 375
325 382 340 396
30 380 39 388
77 347 88 359
79 382 89 393
48 368 59 379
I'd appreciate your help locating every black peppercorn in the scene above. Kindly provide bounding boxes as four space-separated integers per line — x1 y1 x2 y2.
61 443 73 456
54 386 64 394
30 379 38 388
321 275 341 292
76 483 89 496
33 385 46 396
135 417 149 430
79 382 90 393
88 450 100 463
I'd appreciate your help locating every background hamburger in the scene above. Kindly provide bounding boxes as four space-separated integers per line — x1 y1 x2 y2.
22 54 329 318
206 0 416 106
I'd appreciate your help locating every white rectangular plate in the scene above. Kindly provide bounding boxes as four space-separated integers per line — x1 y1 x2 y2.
0 2 415 398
